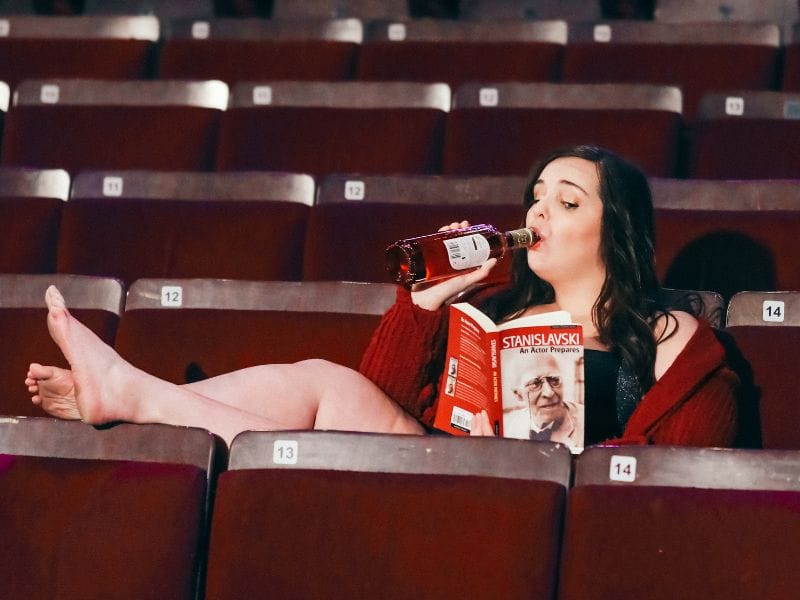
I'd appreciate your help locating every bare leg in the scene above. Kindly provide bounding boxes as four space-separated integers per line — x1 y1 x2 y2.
34 286 424 444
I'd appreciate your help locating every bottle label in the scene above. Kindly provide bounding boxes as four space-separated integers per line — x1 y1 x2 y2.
444 234 491 271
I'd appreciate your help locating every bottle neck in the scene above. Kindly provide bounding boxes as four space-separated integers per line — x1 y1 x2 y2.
505 227 539 249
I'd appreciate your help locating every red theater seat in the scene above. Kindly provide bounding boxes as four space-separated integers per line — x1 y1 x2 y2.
726 291 800 449
0 274 122 418
0 417 219 600
1 79 227 174
159 18 361 84
356 19 566 89
562 21 780 121
215 81 449 176
304 173 527 283
560 445 800 599
0 167 68 274
651 178 800 300
57 170 314 286
270 0 408 20
442 82 683 177
458 0 601 20
206 431 570 599
0 15 158 89
688 91 800 179
113 278 396 384
783 24 800 91
654 0 798 40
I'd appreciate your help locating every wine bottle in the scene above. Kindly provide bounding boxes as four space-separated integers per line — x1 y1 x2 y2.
386 224 540 288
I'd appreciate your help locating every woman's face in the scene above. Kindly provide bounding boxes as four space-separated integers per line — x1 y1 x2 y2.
526 156 605 285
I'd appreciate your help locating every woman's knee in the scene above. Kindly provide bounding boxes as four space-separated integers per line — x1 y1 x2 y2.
295 358 350 376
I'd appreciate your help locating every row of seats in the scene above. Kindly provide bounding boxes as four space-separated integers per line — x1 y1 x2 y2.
3 419 800 599
1 79 799 179
2 0 798 25
0 15 798 112
0 274 797 448
2 167 799 296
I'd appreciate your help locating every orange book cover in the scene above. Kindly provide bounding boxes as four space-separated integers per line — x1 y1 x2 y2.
434 303 585 453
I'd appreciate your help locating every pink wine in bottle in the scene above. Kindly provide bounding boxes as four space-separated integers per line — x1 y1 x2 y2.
386 224 540 288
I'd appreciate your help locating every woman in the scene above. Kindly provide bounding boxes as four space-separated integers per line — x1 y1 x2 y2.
26 145 741 446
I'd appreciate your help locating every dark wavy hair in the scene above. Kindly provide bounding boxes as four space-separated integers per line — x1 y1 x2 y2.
479 145 668 392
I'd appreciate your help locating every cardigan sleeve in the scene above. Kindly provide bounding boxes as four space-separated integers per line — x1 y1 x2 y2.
614 319 740 447
358 287 448 423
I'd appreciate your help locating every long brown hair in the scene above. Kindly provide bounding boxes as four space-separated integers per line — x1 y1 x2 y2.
479 145 667 392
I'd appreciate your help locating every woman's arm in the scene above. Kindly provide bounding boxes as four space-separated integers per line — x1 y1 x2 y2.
618 318 740 447
358 286 447 421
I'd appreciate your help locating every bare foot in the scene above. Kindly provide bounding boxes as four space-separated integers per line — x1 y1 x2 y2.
43 285 140 425
25 363 81 420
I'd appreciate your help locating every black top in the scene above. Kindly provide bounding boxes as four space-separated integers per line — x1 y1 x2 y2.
584 349 628 444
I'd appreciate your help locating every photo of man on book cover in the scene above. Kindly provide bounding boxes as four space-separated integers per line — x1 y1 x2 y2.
501 351 585 451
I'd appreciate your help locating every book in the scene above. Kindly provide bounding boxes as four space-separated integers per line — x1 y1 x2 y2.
434 302 585 453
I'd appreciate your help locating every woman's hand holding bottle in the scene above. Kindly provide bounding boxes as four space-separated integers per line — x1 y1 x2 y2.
410 221 498 311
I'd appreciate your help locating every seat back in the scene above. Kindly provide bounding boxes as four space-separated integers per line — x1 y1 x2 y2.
442 82 683 177
270 0 408 20
216 81 449 176
305 173 527 282
159 18 362 84
559 445 800 599
726 291 800 449
0 416 221 479
58 170 314 286
0 15 159 89
459 0 600 20
0 453 207 600
113 278 396 384
83 0 214 19
651 178 800 298
1 78 228 173
0 167 68 273
206 431 570 599
659 287 725 328
688 91 800 179
654 0 799 39
783 23 800 91
0 274 122 417
562 21 781 121
356 19 566 88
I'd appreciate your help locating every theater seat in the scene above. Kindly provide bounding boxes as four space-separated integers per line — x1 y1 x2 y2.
58 170 314 286
113 278 396 384
783 24 800 91
159 18 362 84
459 0 601 20
442 82 683 177
215 81 449 176
83 0 214 19
270 0 408 20
1 78 228 173
0 15 159 89
0 416 219 600
0 167 68 274
356 19 566 89
654 0 798 40
687 91 800 179
651 178 800 299
559 445 800 599
0 274 122 418
304 173 528 283
206 431 571 599
562 21 781 121
726 291 800 449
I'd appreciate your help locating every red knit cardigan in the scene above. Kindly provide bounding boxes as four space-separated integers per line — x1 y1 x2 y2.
359 288 740 447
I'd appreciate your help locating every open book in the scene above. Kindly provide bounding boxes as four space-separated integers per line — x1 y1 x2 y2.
434 303 585 453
